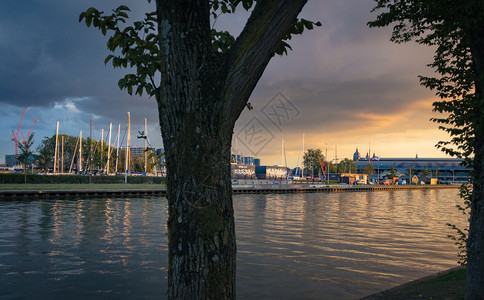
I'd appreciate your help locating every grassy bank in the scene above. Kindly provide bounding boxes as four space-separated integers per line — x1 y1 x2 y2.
362 267 465 299
0 183 166 191
0 173 164 184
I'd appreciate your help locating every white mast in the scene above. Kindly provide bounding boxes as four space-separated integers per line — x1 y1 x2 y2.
101 128 104 173
69 135 79 174
61 136 64 174
282 139 284 167
115 124 121 173
125 112 130 183
301 133 305 177
335 144 338 173
79 130 82 172
54 121 59 174
234 136 237 163
296 133 303 178
107 123 112 174
144 118 148 173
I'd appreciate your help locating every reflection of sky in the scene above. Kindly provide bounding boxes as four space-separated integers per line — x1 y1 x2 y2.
0 190 468 298
0 1 450 166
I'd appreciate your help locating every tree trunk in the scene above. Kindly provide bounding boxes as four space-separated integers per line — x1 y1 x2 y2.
467 135 484 299
162 114 236 299
154 1 308 298
466 24 484 299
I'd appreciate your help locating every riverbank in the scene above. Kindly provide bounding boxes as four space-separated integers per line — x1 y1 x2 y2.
361 266 465 299
0 183 459 199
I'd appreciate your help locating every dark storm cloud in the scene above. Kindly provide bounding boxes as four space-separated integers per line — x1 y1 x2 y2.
0 0 153 108
1 0 445 163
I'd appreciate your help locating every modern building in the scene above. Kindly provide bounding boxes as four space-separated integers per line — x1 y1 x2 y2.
231 164 256 179
130 146 154 157
233 155 260 166
353 148 471 182
255 166 289 180
5 155 18 167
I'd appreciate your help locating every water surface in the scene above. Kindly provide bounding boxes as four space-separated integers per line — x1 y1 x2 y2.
0 189 466 299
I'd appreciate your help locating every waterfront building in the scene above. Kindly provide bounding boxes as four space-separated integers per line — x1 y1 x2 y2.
130 146 154 157
353 149 471 182
232 154 260 166
255 166 288 180
231 164 256 179
353 148 361 161
5 155 17 167
340 173 367 184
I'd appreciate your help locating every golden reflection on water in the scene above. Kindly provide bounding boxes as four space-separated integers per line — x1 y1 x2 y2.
0 190 466 299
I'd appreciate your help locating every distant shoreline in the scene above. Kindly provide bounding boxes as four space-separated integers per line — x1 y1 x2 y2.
0 183 459 199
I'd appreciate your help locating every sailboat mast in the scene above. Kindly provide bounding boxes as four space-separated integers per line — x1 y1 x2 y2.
69 135 79 174
234 136 237 163
125 112 131 181
107 123 112 174
79 130 82 172
281 139 284 167
301 133 305 177
144 118 148 173
61 136 64 174
90 119 93 174
101 129 104 173
54 121 59 174
115 124 120 173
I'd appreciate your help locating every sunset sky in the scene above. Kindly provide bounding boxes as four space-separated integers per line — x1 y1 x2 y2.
0 0 451 167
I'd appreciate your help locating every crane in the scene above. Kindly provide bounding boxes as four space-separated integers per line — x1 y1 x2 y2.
20 115 39 143
11 107 27 155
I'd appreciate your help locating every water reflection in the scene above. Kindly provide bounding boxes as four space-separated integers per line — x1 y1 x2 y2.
0 189 467 299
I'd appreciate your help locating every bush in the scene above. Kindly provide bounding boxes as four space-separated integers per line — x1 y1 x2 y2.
0 173 164 184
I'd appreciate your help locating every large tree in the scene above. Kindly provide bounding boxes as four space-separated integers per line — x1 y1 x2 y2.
81 1 319 298
369 1 484 298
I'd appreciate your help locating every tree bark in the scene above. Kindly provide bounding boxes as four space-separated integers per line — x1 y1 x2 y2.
466 23 484 299
154 0 307 298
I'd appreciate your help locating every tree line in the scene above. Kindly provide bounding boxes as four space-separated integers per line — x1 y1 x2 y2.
16 133 163 174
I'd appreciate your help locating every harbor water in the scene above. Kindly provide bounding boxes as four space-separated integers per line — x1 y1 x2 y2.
0 189 467 299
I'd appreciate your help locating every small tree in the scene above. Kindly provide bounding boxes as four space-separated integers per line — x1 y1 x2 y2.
17 133 35 173
389 161 396 178
337 158 357 173
363 163 375 175
420 164 430 179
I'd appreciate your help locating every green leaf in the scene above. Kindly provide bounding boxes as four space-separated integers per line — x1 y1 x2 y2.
118 78 125 89
104 54 114 65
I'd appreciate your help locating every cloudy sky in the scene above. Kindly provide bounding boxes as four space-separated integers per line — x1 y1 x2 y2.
0 0 449 167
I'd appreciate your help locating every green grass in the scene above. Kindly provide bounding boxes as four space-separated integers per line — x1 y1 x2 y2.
0 183 166 191
362 267 466 299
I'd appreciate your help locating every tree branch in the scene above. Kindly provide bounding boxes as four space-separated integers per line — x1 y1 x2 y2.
223 0 308 125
